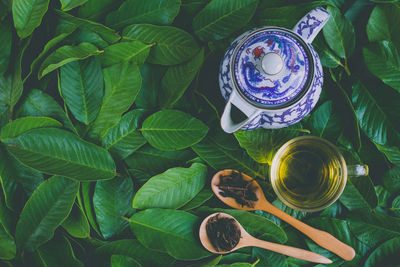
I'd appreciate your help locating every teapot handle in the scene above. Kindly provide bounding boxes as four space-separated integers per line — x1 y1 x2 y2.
293 7 330 43
220 90 262 133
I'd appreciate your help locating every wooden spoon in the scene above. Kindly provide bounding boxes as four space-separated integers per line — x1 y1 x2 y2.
211 170 356 261
199 212 332 264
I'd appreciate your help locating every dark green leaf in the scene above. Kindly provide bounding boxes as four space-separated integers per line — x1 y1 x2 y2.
56 9 120 43
129 208 211 260
88 62 142 139
141 110 209 151
12 0 50 38
234 125 304 164
123 24 199 65
61 202 90 238
96 239 175 266
80 182 102 236
363 41 400 94
60 0 88 11
159 48 204 109
78 0 122 20
102 110 147 159
323 6 355 59
38 42 102 79
0 117 62 140
366 4 400 48
111 255 141 267
0 223 15 260
180 188 213 211
192 0 259 41
136 63 165 109
339 175 378 211
0 18 12 75
309 101 343 140
106 0 181 29
364 237 400 267
93 176 135 239
312 35 341 69
37 233 83 267
133 163 207 209
97 41 152 67
15 176 79 252
59 57 104 124
392 196 400 217
348 211 400 248
4 128 116 181
383 167 400 194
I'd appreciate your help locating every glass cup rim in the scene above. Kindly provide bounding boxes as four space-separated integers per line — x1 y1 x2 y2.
270 136 348 212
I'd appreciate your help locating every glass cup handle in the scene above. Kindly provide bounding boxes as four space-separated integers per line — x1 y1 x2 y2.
347 164 369 177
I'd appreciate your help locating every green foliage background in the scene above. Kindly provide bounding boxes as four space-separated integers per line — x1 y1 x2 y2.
0 0 399 266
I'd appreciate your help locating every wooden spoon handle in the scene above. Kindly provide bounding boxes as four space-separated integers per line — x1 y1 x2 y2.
246 236 332 264
263 204 355 261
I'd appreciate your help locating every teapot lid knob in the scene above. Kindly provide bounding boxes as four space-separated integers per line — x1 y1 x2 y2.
261 52 284 75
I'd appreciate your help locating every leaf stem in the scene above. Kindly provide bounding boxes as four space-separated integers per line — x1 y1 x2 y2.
343 58 351 76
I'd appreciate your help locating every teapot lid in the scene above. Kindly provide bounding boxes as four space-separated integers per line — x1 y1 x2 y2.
231 28 314 109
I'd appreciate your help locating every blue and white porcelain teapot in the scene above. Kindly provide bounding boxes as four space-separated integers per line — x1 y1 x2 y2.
219 7 330 133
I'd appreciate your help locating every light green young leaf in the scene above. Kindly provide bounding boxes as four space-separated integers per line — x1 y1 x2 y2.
193 0 259 41
123 24 199 65
141 110 209 151
12 0 50 38
56 9 120 43
15 176 79 252
234 124 304 164
95 239 175 266
38 42 102 79
97 41 152 67
129 208 211 260
60 0 88 11
133 163 207 209
88 62 142 140
159 48 204 109
323 5 355 59
363 40 400 94
37 233 83 267
0 117 62 140
4 128 116 181
102 110 147 159
59 57 104 124
106 0 181 29
61 202 90 239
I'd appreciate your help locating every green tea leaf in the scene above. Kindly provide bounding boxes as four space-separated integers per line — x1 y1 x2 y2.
159 48 204 109
339 175 378 211
111 255 141 267
123 24 199 65
136 64 166 109
96 239 175 266
364 237 400 267
78 0 122 20
313 35 341 69
0 117 62 140
141 110 209 151
363 41 400 94
392 196 400 217
366 4 400 48
38 42 102 79
37 233 83 267
61 202 90 239
129 208 211 260
0 223 15 260
180 188 213 211
106 0 181 29
60 0 88 11
0 18 12 75
323 6 355 59
56 9 120 43
80 182 102 236
383 167 400 194
94 176 135 239
88 62 142 139
234 125 303 164
102 110 147 159
4 128 116 181
97 41 152 67
12 0 50 38
348 211 400 248
15 176 79 252
133 163 207 209
59 57 104 124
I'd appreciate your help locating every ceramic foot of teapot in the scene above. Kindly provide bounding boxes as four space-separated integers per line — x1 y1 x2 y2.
219 7 330 133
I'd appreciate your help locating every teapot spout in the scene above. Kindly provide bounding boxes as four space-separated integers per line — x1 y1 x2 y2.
293 7 330 43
